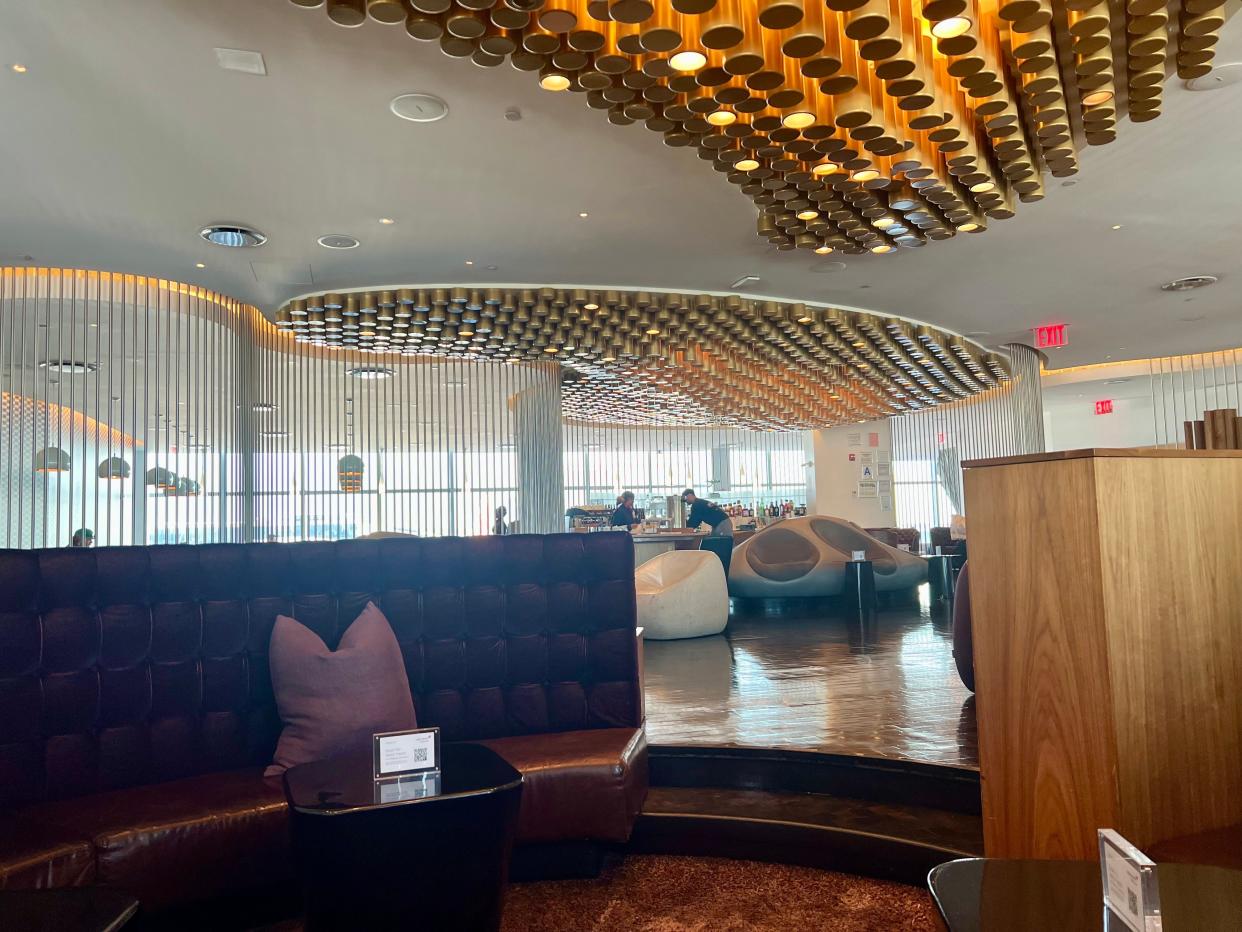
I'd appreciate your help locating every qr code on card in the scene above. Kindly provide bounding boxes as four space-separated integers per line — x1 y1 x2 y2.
412 747 428 763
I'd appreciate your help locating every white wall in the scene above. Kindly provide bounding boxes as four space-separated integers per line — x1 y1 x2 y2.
1043 394 1157 451
808 419 893 527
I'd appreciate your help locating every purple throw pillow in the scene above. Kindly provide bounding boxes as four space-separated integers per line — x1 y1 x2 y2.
266 602 417 776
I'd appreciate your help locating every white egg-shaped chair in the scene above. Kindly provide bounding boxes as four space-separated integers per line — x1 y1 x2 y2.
635 550 729 640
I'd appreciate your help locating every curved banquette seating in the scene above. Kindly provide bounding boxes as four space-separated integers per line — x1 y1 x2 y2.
0 534 647 909
952 562 974 692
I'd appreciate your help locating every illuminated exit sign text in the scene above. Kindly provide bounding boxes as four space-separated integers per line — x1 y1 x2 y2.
1095 399 1114 415
1034 324 1068 349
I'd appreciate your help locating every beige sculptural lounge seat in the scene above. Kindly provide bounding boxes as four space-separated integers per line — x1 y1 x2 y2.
635 550 729 640
728 515 927 598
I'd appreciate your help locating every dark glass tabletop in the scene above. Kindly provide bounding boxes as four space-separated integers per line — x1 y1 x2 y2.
929 858 1242 931
0 887 138 932
284 741 522 815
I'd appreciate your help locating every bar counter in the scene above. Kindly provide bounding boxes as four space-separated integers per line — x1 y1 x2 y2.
629 529 754 565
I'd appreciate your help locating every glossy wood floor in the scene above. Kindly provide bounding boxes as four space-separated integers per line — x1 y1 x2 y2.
643 594 979 770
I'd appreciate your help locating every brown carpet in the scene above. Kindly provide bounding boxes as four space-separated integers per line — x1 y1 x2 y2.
501 855 939 932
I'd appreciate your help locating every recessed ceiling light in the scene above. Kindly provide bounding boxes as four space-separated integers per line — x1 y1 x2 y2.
379 217 396 225
707 110 737 126
669 50 707 72
931 16 972 39
39 360 96 374
465 259 474 266
347 366 395 380
1160 275 1218 292
797 209 819 220
736 158 760 171
201 224 266 248
11 63 27 74
853 169 880 182
814 245 834 255
1111 224 1123 230
584 302 599 310
195 262 206 269
390 93 449 123
578 212 589 218
317 234 359 249
782 111 816 129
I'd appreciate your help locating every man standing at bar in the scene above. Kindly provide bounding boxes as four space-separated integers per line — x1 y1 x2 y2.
681 489 733 538
611 491 638 529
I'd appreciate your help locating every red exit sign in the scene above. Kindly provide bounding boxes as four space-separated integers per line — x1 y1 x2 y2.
1034 324 1068 348
1095 399 1113 415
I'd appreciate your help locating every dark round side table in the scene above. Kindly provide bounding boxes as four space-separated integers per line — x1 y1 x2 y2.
284 742 523 932
929 857 1242 931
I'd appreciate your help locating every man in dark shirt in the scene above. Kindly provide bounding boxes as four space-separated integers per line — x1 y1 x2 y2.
611 491 638 528
681 489 733 537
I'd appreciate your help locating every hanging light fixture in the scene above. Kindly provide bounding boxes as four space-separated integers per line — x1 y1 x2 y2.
338 454 364 493
170 477 201 497
145 466 178 490
97 456 131 481
34 447 71 473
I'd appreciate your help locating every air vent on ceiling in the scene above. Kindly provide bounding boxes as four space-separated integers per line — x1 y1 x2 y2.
201 225 266 248
214 48 267 76
1160 275 1218 292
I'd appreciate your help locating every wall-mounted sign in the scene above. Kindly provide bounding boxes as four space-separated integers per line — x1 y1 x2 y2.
1034 324 1068 349
1095 399 1114 415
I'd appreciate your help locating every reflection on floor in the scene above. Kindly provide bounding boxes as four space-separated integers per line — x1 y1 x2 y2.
643 593 978 770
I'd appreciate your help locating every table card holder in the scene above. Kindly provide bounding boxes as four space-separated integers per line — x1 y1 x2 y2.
851 550 867 561
1099 829 1161 932
372 727 442 804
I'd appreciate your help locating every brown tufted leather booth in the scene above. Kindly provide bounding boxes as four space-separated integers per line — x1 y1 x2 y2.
0 534 647 909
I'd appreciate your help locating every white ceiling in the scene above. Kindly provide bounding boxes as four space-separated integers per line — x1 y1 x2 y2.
1 0 1240 369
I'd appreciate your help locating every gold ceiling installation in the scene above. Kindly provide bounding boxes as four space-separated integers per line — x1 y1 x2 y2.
276 287 1009 428
288 0 1224 256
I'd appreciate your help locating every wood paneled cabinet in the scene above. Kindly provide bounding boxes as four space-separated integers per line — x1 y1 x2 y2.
962 449 1242 860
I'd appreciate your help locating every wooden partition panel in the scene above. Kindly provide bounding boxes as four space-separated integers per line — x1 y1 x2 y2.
963 449 1242 859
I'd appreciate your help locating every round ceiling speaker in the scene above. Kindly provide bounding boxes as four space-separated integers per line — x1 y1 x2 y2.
200 224 266 248
317 234 361 249
389 93 450 123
